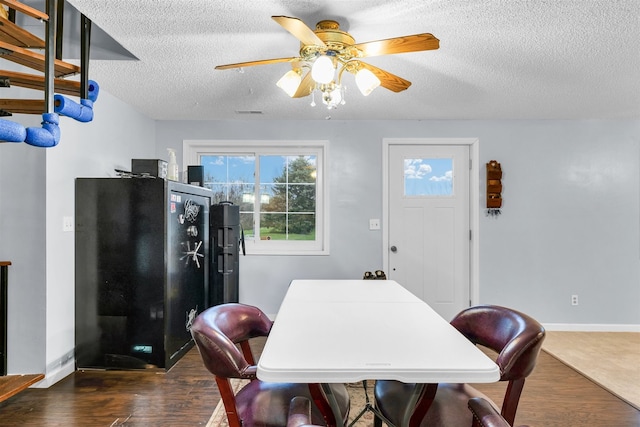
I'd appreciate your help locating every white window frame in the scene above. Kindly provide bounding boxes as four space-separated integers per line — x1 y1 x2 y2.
183 140 329 256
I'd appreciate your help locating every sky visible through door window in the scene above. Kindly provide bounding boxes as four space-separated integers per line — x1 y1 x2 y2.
404 157 454 196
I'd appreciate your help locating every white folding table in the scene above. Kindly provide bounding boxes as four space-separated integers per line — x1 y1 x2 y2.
257 280 500 427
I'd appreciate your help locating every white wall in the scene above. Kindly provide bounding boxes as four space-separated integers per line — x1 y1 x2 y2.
156 119 640 327
0 114 47 375
476 121 640 326
0 89 156 383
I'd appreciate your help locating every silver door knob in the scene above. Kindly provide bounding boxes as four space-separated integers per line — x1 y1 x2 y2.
390 246 397 252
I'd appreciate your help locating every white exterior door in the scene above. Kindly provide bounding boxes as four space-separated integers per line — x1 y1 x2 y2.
386 143 471 321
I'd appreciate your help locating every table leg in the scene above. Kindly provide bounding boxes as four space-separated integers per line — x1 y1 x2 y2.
409 383 438 427
309 383 339 427
322 383 344 427
402 383 438 427
349 380 398 427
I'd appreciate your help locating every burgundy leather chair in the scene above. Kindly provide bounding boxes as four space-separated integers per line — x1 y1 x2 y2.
374 305 545 427
287 396 322 427
469 397 530 427
191 303 350 427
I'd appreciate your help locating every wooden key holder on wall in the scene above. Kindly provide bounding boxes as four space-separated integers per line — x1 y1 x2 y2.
486 160 502 217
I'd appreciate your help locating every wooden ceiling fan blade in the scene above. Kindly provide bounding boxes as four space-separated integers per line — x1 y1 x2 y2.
215 57 300 70
292 71 315 98
358 62 411 92
355 33 439 58
272 16 326 47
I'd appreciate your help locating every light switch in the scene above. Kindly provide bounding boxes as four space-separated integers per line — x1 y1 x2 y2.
63 216 74 232
369 219 380 230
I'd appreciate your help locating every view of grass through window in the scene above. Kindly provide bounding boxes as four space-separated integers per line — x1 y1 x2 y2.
202 154 317 241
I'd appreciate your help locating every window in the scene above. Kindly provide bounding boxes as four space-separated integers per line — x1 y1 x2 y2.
184 140 328 255
404 157 454 196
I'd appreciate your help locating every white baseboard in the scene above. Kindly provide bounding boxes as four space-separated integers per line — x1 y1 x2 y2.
543 323 640 332
30 360 75 389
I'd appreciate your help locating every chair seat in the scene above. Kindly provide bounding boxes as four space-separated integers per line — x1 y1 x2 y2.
375 381 499 427
236 381 350 427
420 384 499 426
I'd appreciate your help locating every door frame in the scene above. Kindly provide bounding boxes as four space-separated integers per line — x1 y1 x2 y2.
382 138 481 306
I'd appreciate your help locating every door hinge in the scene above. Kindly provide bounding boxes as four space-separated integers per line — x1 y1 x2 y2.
469 230 472 240
469 159 472 170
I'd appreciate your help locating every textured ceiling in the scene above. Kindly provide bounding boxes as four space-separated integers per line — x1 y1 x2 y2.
64 0 640 121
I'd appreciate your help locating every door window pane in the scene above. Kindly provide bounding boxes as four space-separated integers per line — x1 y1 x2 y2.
404 158 453 196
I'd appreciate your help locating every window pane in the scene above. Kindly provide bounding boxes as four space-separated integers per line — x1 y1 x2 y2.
288 213 315 239
260 184 280 213
288 156 317 183
238 185 255 210
260 213 316 240
260 213 285 240
288 184 315 212
260 155 288 182
259 155 316 240
404 158 454 196
208 184 228 204
202 155 255 204
240 213 254 239
258 155 317 241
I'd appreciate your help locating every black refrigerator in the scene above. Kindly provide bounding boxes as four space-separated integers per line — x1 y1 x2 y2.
75 178 212 370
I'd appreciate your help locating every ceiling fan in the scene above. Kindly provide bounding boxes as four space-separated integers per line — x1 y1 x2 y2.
215 16 439 109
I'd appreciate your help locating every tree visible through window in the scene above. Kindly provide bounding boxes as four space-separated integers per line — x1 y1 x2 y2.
261 155 316 241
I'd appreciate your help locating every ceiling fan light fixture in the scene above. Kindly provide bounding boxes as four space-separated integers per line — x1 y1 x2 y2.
355 68 381 96
216 16 440 110
311 54 335 84
322 85 344 109
276 69 302 97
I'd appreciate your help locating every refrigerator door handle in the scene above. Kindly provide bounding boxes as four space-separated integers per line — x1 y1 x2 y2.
240 225 246 256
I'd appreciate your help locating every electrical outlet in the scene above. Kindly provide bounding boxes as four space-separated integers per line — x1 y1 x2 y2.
63 216 74 232
571 294 579 306
369 219 380 230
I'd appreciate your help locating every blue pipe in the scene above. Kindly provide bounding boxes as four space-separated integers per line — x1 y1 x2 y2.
0 80 99 146
0 120 27 143
54 80 100 123
24 113 60 148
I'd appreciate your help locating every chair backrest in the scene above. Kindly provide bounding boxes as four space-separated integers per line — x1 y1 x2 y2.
191 303 274 427
190 303 273 379
450 305 545 424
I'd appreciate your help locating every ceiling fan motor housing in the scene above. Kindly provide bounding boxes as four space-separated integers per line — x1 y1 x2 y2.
302 20 359 62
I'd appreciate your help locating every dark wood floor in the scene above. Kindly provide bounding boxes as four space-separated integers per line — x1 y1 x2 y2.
0 340 639 426
0 345 219 426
